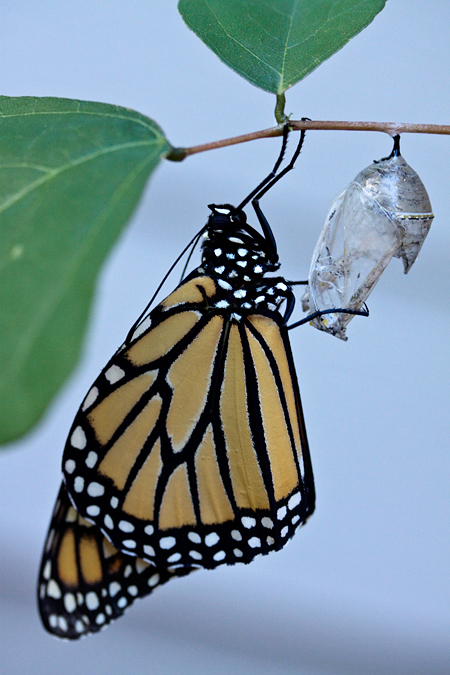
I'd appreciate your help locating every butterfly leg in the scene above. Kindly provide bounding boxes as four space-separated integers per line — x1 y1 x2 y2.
237 124 290 212
287 304 369 330
250 126 308 255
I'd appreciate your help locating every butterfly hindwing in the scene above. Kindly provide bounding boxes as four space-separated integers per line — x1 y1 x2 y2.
38 483 196 639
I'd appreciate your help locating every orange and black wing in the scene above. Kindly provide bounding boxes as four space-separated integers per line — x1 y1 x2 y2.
38 483 195 639
62 275 314 570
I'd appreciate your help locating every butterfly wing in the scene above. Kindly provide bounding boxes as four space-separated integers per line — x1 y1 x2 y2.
38 483 196 639
62 275 314 570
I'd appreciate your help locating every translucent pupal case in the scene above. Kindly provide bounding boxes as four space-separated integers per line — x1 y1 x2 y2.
303 138 434 340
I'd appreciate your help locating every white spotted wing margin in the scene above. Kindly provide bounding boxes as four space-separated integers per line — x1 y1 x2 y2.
62 275 315 571
38 483 196 640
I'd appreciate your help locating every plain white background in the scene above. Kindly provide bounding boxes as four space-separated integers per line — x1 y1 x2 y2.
0 2 449 673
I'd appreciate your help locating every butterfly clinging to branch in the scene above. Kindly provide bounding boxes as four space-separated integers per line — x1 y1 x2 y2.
39 126 316 638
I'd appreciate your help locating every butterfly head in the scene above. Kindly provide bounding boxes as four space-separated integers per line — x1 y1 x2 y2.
201 204 280 286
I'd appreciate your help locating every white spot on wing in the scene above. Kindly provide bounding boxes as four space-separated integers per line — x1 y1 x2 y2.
241 516 256 529
160 536 176 550
64 593 77 613
71 426 86 449
74 476 84 493
148 573 160 587
105 365 125 384
109 582 121 597
288 493 301 510
82 387 99 411
85 451 98 468
277 506 287 520
86 592 100 610
132 315 152 340
87 482 104 497
205 532 220 547
43 561 51 580
58 616 68 632
188 532 201 543
104 514 114 529
65 459 76 474
47 580 61 599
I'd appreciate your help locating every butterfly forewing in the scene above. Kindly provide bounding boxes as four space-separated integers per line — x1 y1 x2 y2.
38 483 196 639
62 274 314 570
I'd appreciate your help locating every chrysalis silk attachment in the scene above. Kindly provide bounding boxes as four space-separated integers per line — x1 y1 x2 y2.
302 151 434 340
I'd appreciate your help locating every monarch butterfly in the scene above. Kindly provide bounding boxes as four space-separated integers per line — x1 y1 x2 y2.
39 127 315 638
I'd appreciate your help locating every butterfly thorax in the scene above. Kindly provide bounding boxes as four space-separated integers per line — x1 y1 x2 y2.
198 204 291 319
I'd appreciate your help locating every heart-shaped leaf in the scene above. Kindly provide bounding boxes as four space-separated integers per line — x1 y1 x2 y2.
179 0 386 94
0 97 170 444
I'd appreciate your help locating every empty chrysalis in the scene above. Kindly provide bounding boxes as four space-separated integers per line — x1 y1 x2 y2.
302 135 434 340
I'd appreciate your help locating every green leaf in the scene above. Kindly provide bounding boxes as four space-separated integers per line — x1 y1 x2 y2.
179 0 386 94
0 97 170 444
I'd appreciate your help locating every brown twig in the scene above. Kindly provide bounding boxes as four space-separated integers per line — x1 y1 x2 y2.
166 120 450 161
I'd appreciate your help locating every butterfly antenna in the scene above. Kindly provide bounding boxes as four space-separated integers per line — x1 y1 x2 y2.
179 230 204 282
126 227 206 341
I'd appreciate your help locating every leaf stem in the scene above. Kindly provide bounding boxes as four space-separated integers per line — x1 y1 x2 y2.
274 94 287 125
166 120 450 161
